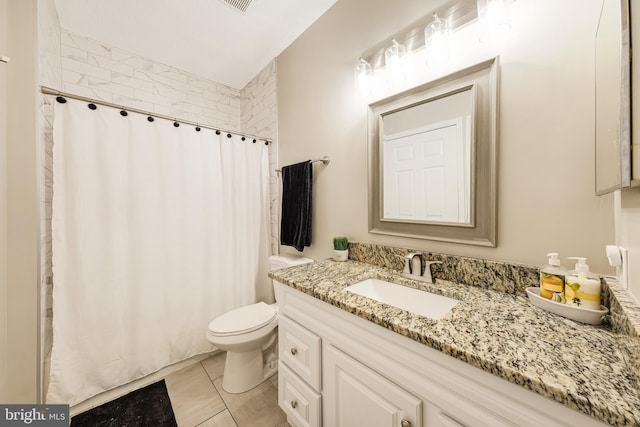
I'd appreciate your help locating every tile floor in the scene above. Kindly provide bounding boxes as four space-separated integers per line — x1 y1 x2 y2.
164 352 290 427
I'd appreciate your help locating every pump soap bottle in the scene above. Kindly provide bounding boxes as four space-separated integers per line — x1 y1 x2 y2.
540 253 567 301
565 257 601 310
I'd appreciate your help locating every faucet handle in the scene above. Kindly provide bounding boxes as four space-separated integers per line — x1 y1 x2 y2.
393 254 411 274
422 260 443 283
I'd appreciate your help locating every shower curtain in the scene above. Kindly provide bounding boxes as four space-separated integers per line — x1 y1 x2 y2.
47 99 271 406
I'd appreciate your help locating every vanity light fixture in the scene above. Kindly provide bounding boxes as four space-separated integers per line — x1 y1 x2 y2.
424 13 451 67
477 0 512 43
354 57 373 95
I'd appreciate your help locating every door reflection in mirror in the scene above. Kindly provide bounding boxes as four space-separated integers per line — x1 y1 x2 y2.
382 86 473 224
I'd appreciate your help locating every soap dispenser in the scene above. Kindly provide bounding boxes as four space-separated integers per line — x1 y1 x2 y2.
565 257 601 310
540 253 567 302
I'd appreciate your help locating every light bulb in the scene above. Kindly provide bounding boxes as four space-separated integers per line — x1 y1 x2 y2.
354 57 372 95
385 39 407 85
385 39 406 69
477 0 512 43
424 13 451 67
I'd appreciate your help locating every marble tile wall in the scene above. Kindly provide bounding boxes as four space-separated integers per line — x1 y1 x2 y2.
240 60 279 254
37 0 62 376
59 31 242 132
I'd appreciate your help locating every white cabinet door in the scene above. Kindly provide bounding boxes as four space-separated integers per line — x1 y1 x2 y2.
323 344 422 427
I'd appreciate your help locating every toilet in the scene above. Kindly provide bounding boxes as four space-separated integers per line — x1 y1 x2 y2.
206 254 313 393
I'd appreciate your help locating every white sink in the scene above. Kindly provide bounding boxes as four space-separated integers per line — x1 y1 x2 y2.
345 278 459 320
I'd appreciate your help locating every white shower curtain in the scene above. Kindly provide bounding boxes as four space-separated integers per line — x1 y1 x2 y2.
47 99 271 406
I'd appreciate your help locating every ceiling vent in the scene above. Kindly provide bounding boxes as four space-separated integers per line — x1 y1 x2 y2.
219 0 254 14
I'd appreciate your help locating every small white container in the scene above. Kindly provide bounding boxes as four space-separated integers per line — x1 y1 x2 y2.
333 249 348 262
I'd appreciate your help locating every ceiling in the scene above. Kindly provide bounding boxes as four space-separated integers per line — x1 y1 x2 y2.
54 0 339 90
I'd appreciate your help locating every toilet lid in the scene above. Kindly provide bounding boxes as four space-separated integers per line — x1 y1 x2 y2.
208 302 277 336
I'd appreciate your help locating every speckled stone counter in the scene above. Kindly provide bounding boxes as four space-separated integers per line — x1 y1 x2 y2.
269 259 640 427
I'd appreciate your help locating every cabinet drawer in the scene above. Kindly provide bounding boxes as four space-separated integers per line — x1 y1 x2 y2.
279 315 321 390
279 362 322 427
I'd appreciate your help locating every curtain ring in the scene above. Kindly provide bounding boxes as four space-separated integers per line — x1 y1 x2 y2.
120 110 128 117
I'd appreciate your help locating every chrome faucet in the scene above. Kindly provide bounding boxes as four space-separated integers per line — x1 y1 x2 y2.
398 252 442 284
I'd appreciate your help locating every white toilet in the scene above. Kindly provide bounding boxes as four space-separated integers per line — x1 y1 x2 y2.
206 254 313 393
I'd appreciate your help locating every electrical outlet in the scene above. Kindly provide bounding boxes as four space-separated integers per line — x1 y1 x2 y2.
605 245 629 290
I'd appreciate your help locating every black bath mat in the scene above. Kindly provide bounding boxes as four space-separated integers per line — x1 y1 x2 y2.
71 379 177 427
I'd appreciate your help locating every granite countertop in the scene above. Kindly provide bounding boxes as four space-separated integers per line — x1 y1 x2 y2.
269 259 640 427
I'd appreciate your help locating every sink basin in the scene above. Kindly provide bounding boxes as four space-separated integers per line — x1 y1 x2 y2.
345 278 459 320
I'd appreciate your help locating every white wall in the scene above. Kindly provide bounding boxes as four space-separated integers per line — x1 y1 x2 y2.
0 0 9 405
277 0 616 274
615 190 640 301
621 1 640 301
6 0 39 403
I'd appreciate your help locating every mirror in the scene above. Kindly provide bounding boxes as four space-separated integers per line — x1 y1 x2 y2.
594 0 634 195
382 85 474 225
368 57 499 246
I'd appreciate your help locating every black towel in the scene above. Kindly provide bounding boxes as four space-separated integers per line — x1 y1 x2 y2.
280 160 313 251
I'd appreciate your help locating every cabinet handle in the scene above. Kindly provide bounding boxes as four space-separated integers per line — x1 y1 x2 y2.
290 400 298 409
290 347 298 355
401 420 411 427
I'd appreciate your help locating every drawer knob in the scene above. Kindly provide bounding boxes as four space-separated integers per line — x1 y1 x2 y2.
290 400 298 409
401 420 411 427
290 347 298 355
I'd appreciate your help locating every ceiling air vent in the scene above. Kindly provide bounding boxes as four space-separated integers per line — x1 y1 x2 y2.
219 0 254 14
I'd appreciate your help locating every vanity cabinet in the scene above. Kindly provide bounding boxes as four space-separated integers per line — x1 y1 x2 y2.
276 281 608 427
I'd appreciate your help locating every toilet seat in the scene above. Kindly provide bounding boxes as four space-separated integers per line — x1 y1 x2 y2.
208 302 277 337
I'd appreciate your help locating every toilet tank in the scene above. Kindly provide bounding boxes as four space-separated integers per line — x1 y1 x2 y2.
269 254 313 302
269 254 313 271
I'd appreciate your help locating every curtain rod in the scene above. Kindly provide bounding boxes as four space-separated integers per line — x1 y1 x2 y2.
40 86 273 144
275 156 331 173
